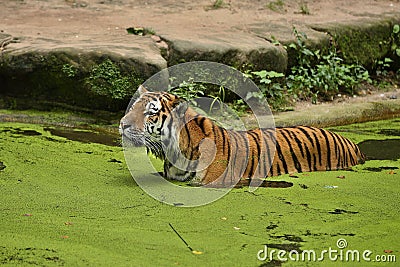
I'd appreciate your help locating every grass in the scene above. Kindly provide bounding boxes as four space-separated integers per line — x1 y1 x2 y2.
266 0 286 13
0 118 399 266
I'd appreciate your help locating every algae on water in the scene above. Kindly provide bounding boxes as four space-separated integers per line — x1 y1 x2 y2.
0 119 399 266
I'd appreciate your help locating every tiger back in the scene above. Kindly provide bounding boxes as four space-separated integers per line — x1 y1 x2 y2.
119 86 365 187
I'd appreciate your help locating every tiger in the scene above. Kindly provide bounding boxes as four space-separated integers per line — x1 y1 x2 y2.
119 85 365 187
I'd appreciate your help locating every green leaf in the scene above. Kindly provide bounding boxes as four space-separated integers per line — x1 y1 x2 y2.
251 70 267 79
393 24 400 34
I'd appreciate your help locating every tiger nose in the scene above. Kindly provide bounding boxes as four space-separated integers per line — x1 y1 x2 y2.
119 119 129 135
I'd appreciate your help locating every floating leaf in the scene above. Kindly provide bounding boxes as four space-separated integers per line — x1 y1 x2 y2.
192 250 203 255
324 185 338 189
23 213 32 217
393 24 400 34
64 222 73 226
384 249 393 253
221 217 227 221
233 227 240 230
61 235 69 239
337 175 346 179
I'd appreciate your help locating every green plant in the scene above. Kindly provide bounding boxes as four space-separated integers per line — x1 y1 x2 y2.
168 77 206 101
266 0 285 13
204 0 228 10
375 57 394 76
86 59 141 100
250 70 287 107
299 1 310 15
126 27 155 36
212 0 224 9
287 28 370 103
169 78 229 113
61 64 77 78
391 24 400 57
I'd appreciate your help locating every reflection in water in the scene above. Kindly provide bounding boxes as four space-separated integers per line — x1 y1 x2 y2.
44 127 120 147
358 139 400 160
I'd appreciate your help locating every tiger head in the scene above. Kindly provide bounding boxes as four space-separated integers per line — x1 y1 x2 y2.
119 85 187 157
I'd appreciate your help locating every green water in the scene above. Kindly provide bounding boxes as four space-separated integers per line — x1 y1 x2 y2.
0 118 399 266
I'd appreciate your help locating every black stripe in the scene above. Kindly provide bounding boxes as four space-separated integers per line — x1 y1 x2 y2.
275 137 288 175
336 134 348 169
329 132 341 170
238 131 250 177
220 127 231 172
247 130 262 177
262 128 274 177
342 136 357 166
195 117 208 135
279 128 302 173
247 131 260 177
294 126 314 171
319 129 332 171
308 128 323 168
228 131 243 179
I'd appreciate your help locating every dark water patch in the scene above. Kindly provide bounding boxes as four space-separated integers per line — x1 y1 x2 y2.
303 231 355 237
259 260 283 267
358 139 400 160
262 181 293 188
44 127 120 147
270 234 304 243
328 209 358 215
264 243 302 252
108 158 122 163
0 127 42 136
0 246 63 265
266 224 279 231
299 184 308 189
331 233 356 237
378 129 400 136
0 162 5 171
363 166 399 172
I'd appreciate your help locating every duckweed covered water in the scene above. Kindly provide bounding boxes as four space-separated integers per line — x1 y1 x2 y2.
0 118 399 266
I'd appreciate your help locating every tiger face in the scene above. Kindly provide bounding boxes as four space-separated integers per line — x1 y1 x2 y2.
119 85 185 156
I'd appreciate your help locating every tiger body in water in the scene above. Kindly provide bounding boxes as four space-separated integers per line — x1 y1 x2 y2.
120 86 365 187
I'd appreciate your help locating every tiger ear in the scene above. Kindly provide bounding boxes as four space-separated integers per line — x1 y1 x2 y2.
172 98 188 119
138 85 148 95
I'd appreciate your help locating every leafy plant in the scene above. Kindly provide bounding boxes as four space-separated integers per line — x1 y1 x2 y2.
266 0 285 13
168 77 206 101
86 59 141 100
248 70 288 109
287 28 370 103
375 57 394 76
61 64 77 78
391 24 400 57
212 0 224 9
205 0 228 10
126 27 155 36
298 1 310 15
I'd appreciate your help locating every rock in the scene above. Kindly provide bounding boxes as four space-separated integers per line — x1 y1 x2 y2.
0 34 167 111
248 22 331 68
310 16 400 68
162 31 287 73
